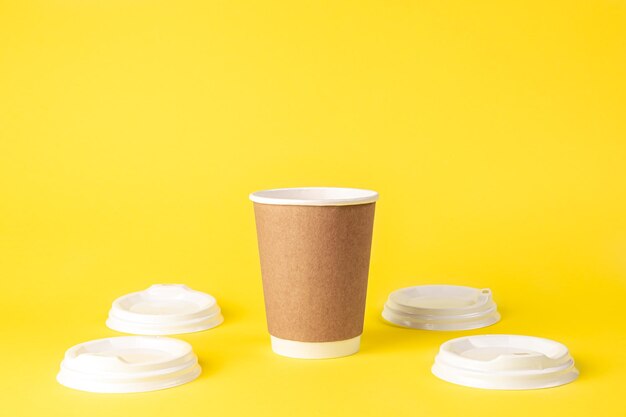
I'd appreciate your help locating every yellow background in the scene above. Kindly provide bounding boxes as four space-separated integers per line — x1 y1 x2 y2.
1 0 625 416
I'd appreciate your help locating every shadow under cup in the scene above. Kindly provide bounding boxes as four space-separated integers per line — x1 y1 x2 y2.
250 187 378 359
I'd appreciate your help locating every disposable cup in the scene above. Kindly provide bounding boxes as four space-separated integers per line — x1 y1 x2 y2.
250 187 378 359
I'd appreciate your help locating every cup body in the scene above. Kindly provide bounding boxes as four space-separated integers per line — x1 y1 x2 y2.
250 187 377 359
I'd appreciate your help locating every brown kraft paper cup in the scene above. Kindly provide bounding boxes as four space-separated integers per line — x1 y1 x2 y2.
250 187 378 359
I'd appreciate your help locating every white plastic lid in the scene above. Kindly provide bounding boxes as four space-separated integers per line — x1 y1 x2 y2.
249 187 378 206
382 285 500 330
432 335 579 390
57 336 201 393
107 284 223 335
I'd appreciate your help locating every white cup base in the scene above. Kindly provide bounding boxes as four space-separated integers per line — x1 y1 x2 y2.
270 335 361 359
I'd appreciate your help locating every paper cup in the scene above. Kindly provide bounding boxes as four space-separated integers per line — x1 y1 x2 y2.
250 187 378 359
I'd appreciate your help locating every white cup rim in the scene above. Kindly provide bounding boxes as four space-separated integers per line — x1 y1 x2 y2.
249 187 378 206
